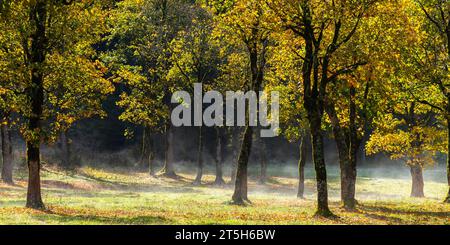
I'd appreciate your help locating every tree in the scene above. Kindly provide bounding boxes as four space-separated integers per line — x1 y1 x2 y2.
268 0 375 216
167 6 221 185
266 30 309 197
0 0 28 185
106 0 194 178
407 0 450 203
367 102 445 197
216 0 271 205
0 0 112 209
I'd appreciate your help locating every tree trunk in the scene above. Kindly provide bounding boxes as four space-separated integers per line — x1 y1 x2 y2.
59 130 71 168
26 142 44 209
297 135 307 198
161 124 176 178
231 35 265 204
410 164 425 198
232 125 252 204
1 118 13 184
139 127 148 170
230 127 240 183
445 30 450 203
141 127 156 176
325 100 356 210
445 116 450 203
214 127 225 186
257 130 267 184
148 133 155 176
347 147 358 209
347 86 358 209
193 126 203 185
26 0 46 209
309 114 331 216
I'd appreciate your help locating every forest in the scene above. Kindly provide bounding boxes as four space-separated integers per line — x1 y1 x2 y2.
0 0 449 225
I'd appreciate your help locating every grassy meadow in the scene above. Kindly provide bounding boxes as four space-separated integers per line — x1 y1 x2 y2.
0 164 449 225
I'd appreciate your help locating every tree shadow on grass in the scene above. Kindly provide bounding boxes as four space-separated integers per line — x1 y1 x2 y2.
357 211 404 224
352 203 450 224
57 171 203 194
359 204 450 218
34 210 170 224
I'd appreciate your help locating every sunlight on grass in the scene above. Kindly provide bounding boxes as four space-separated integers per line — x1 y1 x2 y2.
0 166 448 225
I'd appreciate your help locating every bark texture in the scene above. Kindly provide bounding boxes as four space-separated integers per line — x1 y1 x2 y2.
140 127 155 176
410 164 425 198
1 118 13 184
231 35 267 204
232 125 252 204
214 127 225 186
161 124 176 178
193 126 203 185
297 136 307 198
230 127 240 183
257 130 267 184
26 0 47 209
59 131 71 168
445 116 450 203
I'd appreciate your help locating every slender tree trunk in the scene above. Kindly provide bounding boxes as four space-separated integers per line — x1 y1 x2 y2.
193 126 203 185
214 127 225 186
445 116 450 203
230 127 240 183
161 124 176 178
26 0 46 209
1 118 13 184
139 127 148 170
297 135 307 198
231 36 266 204
309 114 331 216
257 130 267 184
148 133 155 176
232 125 252 204
141 127 155 176
410 163 425 198
59 130 70 168
301 10 332 215
347 147 358 209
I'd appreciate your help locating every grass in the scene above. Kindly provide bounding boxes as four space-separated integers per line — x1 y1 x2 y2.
0 164 449 225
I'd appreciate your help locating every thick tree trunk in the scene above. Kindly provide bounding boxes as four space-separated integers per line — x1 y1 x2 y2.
161 124 176 178
297 135 307 198
309 114 331 216
325 100 356 210
26 0 46 209
232 125 252 204
257 131 267 184
193 126 203 185
230 127 240 183
214 127 225 186
26 142 44 209
1 119 13 184
347 86 358 209
59 130 71 168
410 164 425 198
